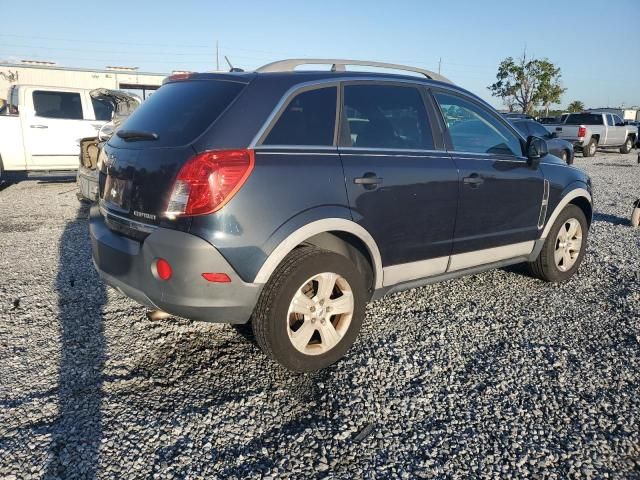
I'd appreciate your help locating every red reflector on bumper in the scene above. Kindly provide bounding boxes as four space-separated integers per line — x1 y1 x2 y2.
155 258 172 281
202 273 231 283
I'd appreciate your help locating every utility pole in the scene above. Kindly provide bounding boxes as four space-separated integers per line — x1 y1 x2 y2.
438 57 441 75
216 40 219 71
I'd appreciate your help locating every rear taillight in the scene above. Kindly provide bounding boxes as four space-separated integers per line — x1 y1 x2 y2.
578 126 586 138
166 149 255 217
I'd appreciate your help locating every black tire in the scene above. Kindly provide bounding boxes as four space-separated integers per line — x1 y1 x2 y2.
582 138 597 157
565 150 574 165
528 204 588 283
252 246 366 372
620 136 633 154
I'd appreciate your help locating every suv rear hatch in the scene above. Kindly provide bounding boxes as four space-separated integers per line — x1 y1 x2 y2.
99 77 250 235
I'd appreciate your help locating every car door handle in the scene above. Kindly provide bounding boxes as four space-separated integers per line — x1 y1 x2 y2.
354 173 383 189
463 173 484 187
30 124 48 129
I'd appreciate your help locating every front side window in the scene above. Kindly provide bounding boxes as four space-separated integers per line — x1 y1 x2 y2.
511 121 529 137
33 91 83 119
434 92 522 156
606 114 615 126
528 121 551 138
263 87 337 146
613 115 624 126
342 84 434 149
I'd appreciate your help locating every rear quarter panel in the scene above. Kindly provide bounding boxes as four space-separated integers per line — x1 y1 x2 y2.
188 148 351 282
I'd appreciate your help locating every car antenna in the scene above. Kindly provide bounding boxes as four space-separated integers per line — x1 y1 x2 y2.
225 56 244 72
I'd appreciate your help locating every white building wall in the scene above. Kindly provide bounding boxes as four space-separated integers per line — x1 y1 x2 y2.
0 64 167 101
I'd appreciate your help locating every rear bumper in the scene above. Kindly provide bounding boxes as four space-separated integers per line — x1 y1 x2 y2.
89 206 262 323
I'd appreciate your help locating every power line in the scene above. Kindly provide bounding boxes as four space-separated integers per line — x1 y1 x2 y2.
0 43 214 57
0 33 210 49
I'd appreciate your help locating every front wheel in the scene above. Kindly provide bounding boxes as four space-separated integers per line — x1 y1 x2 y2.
528 205 588 282
252 247 366 372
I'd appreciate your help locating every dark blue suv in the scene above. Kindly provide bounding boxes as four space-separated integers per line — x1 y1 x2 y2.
90 59 593 372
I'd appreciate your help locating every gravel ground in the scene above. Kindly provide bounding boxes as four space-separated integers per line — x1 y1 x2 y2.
1 151 639 479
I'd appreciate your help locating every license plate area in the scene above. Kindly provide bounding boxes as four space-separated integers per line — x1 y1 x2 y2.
102 175 131 211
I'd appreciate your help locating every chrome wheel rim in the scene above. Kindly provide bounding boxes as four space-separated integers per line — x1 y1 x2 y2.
589 142 596 155
554 218 583 272
287 272 354 356
561 151 567 162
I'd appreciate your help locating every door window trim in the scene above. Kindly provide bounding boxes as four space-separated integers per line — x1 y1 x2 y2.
429 87 527 161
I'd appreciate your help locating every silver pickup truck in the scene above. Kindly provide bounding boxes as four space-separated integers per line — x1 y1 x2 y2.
544 112 637 157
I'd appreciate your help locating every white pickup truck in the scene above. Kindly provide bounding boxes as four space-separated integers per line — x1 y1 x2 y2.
544 112 638 157
0 85 113 180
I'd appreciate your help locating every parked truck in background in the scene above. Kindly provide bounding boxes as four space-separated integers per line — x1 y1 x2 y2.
545 112 638 157
0 85 115 180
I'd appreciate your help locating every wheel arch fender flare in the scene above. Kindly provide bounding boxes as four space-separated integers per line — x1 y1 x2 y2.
254 213 383 289
541 185 592 239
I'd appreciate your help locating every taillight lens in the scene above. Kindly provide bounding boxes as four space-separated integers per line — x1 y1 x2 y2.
166 149 255 217
578 126 586 138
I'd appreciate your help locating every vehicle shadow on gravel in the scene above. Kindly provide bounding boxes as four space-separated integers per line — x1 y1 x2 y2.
45 202 106 478
593 211 630 226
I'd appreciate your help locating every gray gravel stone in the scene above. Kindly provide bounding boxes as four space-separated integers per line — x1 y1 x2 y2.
0 152 639 478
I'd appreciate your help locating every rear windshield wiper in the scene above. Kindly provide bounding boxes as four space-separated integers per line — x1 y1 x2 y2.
116 130 159 141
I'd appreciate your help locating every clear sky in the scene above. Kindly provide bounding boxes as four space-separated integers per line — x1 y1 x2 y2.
2 0 638 109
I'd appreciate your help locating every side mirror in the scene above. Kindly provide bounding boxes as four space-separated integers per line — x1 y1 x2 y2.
549 131 558 139
526 136 548 167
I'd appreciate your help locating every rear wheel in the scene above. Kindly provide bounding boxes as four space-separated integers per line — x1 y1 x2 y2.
620 136 633 154
583 138 597 157
252 246 366 372
529 205 588 282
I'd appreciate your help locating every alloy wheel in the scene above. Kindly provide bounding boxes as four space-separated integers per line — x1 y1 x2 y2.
287 272 354 355
554 218 583 272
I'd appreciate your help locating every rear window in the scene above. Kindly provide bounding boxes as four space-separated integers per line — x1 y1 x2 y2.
92 97 114 121
112 80 245 146
565 113 603 125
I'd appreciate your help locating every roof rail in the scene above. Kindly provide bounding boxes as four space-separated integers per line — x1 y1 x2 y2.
255 58 453 84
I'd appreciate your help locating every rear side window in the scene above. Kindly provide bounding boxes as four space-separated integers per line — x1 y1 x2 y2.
263 87 337 146
342 84 434 149
33 91 83 119
565 114 603 125
92 97 114 121
114 80 245 146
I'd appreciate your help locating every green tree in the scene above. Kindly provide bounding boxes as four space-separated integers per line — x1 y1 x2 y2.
489 51 565 115
567 100 585 113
